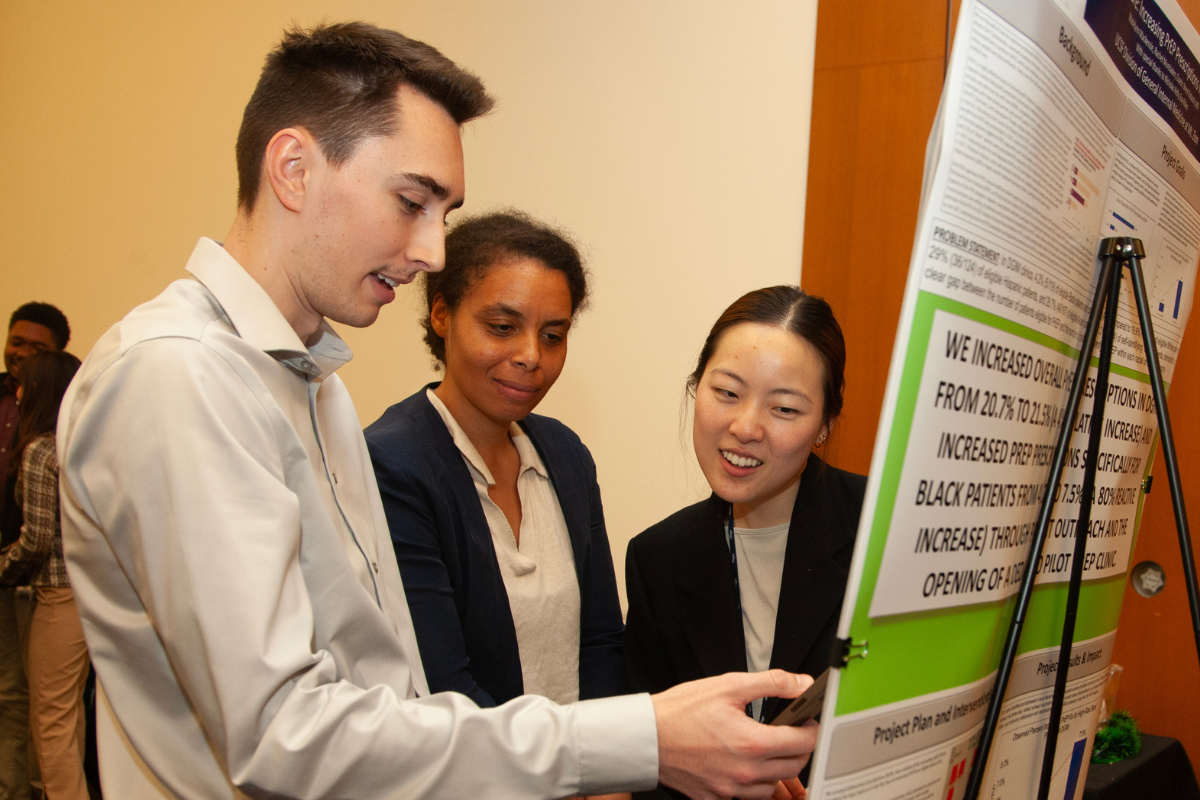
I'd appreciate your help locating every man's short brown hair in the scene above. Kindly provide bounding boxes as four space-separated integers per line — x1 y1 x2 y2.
235 22 494 210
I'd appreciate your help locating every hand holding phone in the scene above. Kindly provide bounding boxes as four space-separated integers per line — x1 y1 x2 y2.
769 668 828 727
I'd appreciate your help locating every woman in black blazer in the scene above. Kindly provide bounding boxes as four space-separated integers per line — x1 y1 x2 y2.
365 212 625 714
625 286 865 800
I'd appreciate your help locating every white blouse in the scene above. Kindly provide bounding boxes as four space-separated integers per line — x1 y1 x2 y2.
426 389 582 704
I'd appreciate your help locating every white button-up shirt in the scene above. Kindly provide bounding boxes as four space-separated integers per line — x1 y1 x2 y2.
58 238 657 800
425 389 582 705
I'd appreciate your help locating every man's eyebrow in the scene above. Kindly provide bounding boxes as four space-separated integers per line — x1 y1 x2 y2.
400 172 450 200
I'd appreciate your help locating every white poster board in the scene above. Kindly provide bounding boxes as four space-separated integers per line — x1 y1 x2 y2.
808 1 1200 798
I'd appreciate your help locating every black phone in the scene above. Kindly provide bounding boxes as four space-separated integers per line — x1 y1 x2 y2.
768 668 828 727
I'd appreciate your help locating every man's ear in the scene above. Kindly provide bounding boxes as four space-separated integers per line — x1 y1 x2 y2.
262 128 315 213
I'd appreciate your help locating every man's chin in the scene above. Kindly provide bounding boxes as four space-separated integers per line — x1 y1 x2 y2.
324 304 384 329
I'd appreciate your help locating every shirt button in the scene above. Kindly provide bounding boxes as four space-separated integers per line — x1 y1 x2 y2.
372 561 379 573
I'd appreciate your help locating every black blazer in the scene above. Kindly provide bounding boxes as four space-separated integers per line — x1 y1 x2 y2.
364 385 626 707
624 454 866 722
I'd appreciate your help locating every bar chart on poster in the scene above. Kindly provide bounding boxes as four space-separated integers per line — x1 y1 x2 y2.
1151 246 1191 324
805 1 1200 799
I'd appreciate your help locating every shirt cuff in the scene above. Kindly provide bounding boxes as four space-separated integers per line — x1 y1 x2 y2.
574 692 659 794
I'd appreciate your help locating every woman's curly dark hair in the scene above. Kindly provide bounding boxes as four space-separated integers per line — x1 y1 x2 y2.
422 210 590 365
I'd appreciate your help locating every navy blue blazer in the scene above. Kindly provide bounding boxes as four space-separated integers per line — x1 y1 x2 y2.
364 386 626 707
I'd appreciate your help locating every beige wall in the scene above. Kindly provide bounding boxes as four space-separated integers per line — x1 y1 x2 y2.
0 0 817 607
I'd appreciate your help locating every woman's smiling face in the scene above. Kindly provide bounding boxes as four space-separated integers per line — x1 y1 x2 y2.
692 322 828 528
432 257 573 431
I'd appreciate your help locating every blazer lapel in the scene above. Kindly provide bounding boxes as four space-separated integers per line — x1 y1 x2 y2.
520 418 591 578
762 456 854 720
418 388 498 551
679 496 747 678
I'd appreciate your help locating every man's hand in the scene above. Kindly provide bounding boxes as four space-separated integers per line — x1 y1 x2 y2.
652 670 819 800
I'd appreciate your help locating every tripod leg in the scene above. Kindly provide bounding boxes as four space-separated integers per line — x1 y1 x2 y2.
1036 256 1122 800
1126 257 1200 668
962 255 1118 800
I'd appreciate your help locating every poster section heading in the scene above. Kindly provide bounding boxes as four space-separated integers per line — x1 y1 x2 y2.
1086 0 1200 161
817 633 1114 800
868 311 1154 618
930 0 1198 381
976 633 1115 800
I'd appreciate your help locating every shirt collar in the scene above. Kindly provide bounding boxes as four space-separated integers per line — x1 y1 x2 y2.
184 237 353 380
425 388 548 485
510 427 549 480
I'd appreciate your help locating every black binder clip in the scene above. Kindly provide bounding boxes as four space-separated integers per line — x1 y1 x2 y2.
832 637 869 668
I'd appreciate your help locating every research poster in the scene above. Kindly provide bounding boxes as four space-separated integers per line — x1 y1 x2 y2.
808 1 1200 798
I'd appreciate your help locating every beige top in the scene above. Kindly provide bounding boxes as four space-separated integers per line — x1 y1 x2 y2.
426 389 582 704
733 520 790 721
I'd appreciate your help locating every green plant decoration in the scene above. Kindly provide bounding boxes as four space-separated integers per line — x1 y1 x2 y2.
1091 711 1141 765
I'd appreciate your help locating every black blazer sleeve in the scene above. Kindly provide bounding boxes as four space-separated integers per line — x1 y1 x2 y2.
366 423 500 708
624 537 675 695
578 467 626 698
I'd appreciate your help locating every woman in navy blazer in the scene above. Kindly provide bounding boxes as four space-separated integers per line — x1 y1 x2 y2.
365 212 624 709
366 388 624 706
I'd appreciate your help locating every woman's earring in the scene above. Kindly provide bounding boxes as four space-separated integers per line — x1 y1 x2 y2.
817 433 827 446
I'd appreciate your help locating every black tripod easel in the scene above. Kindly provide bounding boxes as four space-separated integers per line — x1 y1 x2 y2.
961 237 1200 800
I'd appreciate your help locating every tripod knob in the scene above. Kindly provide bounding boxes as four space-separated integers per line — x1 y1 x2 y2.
1099 236 1146 258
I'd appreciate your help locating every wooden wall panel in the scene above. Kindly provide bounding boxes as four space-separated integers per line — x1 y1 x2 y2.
803 0 1200 763
802 1 948 473
1117 0 1200 762
1109 337 1200 759
803 57 944 473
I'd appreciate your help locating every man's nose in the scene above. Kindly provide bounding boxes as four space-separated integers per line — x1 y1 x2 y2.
407 218 446 274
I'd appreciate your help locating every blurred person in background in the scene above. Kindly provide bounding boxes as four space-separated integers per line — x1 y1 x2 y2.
0 302 69 800
1 350 85 800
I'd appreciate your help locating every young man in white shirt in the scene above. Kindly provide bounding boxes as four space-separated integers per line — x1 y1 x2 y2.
58 22 817 800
